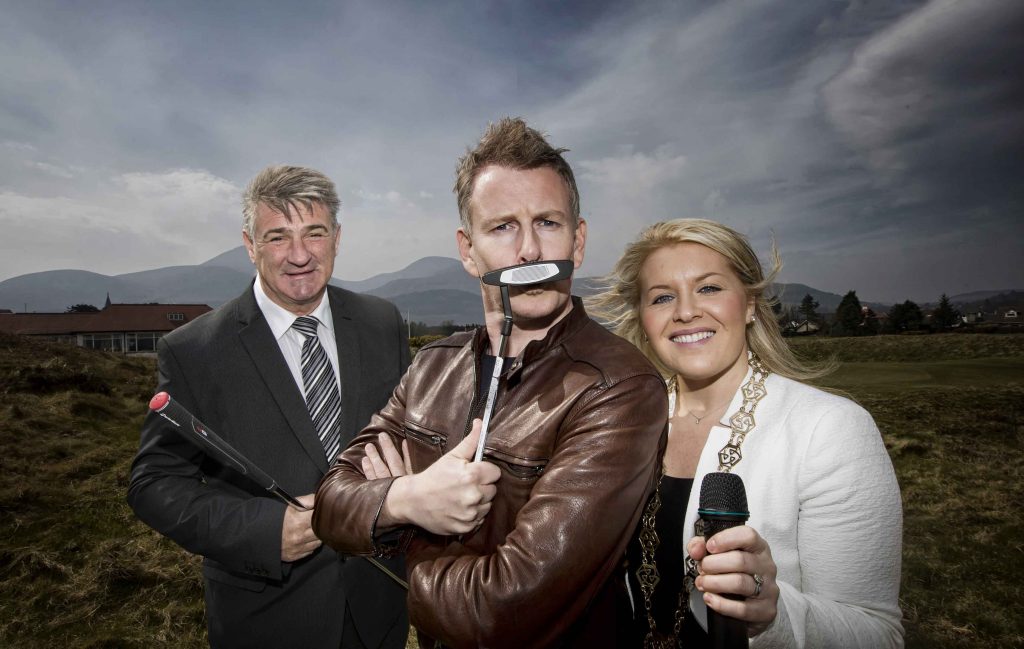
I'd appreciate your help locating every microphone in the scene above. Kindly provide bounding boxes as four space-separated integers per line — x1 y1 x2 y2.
698 471 750 649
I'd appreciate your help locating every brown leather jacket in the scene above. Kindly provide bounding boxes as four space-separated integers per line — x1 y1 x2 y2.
314 299 667 648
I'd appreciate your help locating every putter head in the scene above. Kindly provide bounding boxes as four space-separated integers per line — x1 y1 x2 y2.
481 260 574 287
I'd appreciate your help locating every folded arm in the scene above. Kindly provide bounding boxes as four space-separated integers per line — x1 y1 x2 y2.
404 375 667 649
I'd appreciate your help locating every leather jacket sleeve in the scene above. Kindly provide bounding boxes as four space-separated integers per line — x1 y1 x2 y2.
313 369 412 557
405 374 667 649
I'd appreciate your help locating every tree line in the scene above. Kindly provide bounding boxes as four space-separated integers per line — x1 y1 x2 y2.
781 292 961 336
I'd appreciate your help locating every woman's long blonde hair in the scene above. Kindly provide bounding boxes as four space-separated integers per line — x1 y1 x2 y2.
586 218 832 381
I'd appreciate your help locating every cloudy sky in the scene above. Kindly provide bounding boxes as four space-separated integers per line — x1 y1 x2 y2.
1 0 1021 303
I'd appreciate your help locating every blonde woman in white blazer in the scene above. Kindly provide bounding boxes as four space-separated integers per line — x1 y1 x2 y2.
589 219 904 648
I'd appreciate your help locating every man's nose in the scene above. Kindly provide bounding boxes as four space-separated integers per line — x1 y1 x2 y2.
517 227 541 263
286 237 314 266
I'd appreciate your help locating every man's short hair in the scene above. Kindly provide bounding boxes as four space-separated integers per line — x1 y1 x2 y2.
242 165 340 238
454 117 580 231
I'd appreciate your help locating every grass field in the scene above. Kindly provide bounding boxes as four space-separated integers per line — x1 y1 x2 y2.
794 336 1024 649
1 332 1021 648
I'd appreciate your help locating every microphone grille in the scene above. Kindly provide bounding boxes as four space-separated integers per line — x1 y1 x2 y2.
699 471 748 513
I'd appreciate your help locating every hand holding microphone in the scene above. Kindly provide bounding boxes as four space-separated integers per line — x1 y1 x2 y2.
690 473 779 644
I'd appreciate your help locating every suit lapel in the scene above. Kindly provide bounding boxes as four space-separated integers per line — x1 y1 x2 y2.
328 287 363 448
236 288 330 474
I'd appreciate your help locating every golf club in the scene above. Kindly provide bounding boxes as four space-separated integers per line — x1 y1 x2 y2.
474 259 574 461
146 391 409 590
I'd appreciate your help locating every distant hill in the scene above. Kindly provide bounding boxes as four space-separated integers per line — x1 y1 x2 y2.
0 253 478 323
337 256 462 294
386 289 484 326
946 289 1023 312
0 253 479 323
948 289 1021 304
768 283 888 314
0 266 255 314
364 264 478 299
0 270 141 312
113 265 256 305
1 250 1015 324
200 246 256 275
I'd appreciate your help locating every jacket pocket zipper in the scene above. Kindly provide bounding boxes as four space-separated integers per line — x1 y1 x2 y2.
405 426 446 450
491 459 546 480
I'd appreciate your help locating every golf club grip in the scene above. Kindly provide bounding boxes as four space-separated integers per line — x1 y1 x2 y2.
149 392 278 492
148 393 403 588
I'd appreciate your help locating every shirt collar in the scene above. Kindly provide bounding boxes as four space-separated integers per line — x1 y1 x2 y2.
252 275 334 341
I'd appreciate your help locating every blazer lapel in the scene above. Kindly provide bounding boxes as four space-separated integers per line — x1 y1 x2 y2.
236 288 330 474
328 287 363 448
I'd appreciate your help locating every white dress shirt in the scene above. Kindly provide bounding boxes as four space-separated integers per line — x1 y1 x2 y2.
252 276 342 399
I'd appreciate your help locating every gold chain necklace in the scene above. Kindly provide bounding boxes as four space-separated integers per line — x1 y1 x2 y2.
637 353 770 648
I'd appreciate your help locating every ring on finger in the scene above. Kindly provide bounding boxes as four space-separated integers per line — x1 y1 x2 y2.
752 573 764 598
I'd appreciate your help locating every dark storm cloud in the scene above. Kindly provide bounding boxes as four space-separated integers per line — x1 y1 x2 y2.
0 0 1019 301
824 0 1024 211
539 0 1023 301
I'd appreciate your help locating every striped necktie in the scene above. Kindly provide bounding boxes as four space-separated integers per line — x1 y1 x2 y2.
291 316 342 462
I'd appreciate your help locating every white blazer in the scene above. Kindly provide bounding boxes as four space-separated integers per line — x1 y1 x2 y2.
674 370 905 648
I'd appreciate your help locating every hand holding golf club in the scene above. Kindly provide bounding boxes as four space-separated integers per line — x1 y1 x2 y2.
380 419 500 535
371 261 573 536
281 493 321 562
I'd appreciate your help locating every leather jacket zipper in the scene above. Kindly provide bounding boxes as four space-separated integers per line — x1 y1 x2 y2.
462 343 483 441
405 426 446 450
503 463 545 479
487 453 547 479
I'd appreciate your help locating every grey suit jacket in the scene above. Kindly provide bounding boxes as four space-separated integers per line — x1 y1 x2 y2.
128 283 410 648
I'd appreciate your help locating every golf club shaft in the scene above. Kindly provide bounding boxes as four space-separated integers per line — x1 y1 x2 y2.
474 355 504 462
150 392 305 507
474 285 513 462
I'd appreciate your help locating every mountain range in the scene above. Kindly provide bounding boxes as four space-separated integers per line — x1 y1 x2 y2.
0 247 1016 324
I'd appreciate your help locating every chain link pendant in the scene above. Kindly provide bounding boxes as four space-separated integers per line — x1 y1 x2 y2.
638 353 771 649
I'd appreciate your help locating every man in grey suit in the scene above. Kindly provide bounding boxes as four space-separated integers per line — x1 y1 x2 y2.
128 165 409 648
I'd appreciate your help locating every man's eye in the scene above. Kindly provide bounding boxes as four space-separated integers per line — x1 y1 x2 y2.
494 222 512 232
539 219 559 228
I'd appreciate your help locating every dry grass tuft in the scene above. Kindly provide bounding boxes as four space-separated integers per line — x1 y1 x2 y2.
0 333 205 648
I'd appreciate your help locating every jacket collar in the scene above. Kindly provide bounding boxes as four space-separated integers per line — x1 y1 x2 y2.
471 295 589 377
233 280 333 473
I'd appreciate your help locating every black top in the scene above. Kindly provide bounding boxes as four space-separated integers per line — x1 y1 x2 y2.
625 475 710 647
478 354 515 397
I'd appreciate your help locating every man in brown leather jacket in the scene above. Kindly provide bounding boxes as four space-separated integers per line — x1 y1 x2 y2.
313 118 667 649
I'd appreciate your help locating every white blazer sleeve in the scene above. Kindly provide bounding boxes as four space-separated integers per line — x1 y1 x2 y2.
754 401 904 649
